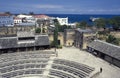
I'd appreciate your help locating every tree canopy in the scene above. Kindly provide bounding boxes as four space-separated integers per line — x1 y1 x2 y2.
94 18 107 29
76 21 88 29
53 19 71 32
53 19 59 47
109 16 120 30
93 16 120 30
35 28 41 33
106 35 119 45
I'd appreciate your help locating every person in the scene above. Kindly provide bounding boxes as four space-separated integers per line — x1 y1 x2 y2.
100 67 102 73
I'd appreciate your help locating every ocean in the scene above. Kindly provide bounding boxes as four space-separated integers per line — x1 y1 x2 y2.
47 14 120 25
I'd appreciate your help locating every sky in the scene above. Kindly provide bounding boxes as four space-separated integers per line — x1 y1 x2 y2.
0 0 120 14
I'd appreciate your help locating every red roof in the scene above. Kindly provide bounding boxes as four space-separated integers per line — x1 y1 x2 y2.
33 14 50 19
0 13 10 16
14 17 22 20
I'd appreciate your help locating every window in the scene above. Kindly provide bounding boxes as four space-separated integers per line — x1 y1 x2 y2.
18 37 35 41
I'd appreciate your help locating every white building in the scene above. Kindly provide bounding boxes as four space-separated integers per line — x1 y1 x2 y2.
0 13 14 26
68 23 76 28
56 17 68 25
14 14 35 26
33 14 52 27
17 14 35 23
14 17 22 25
17 14 33 18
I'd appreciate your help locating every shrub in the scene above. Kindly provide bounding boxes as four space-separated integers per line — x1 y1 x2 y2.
106 35 119 45
35 28 41 33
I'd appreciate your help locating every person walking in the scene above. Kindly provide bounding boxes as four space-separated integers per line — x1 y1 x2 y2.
100 67 102 73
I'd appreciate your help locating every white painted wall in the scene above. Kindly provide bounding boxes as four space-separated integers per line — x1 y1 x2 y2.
56 17 68 25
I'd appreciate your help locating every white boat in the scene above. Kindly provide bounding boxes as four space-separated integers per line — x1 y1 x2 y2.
90 17 100 22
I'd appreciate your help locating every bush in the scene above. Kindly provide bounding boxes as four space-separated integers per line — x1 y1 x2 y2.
35 28 41 33
106 35 119 45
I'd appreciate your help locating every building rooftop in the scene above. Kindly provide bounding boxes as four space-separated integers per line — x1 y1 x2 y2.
17 31 35 37
33 14 50 19
0 13 10 16
76 28 94 33
88 40 120 60
0 33 50 49
14 17 22 20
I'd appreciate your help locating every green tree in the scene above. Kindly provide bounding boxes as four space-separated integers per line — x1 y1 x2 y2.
76 21 88 29
58 25 67 32
35 28 41 33
109 16 120 30
53 19 71 32
106 35 119 45
94 18 106 29
53 19 59 47
80 21 88 28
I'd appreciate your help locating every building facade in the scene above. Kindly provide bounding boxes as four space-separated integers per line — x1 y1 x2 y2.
14 14 35 26
87 40 120 68
56 17 68 25
48 32 64 46
0 31 50 54
0 13 14 26
0 26 36 36
74 29 96 50
14 17 22 25
64 29 75 46
33 14 53 33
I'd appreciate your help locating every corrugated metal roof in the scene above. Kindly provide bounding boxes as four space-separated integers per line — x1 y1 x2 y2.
0 35 49 49
88 40 120 60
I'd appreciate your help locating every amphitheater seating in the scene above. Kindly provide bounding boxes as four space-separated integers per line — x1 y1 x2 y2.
1 69 44 78
0 51 55 63
51 64 88 78
53 59 95 74
0 63 47 74
49 69 76 78
0 59 49 68
0 51 95 78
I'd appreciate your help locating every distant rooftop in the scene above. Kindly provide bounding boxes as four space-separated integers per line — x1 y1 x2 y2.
76 28 94 33
0 13 10 16
33 14 50 19
14 17 22 20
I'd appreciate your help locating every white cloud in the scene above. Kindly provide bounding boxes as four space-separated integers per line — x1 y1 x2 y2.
33 4 63 9
4 3 120 14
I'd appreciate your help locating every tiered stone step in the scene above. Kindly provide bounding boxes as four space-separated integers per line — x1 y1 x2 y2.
0 51 95 78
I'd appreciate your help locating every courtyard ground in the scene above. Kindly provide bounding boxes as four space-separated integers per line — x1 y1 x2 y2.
48 46 120 78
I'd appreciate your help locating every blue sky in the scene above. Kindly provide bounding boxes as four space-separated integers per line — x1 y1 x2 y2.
0 0 120 14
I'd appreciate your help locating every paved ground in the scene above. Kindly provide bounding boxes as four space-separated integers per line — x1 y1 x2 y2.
48 46 120 78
